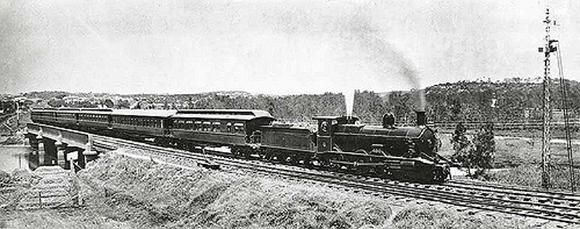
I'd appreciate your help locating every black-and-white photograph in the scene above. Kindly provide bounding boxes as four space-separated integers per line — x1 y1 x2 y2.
1 0 579 228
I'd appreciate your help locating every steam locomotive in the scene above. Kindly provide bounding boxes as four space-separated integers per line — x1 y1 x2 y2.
30 108 450 182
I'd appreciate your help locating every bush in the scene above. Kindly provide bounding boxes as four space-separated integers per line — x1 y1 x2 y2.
452 122 495 179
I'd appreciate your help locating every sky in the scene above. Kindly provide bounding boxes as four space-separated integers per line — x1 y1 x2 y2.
1 0 579 95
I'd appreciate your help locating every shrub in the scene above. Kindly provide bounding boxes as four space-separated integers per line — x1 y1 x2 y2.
452 122 495 178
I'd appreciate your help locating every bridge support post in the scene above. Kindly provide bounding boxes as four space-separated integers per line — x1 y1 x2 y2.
56 143 67 168
55 133 67 168
82 136 98 167
37 135 45 166
27 134 38 149
26 134 40 170
42 139 57 166
29 148 39 171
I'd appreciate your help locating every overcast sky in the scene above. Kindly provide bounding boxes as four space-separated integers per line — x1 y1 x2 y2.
1 0 579 95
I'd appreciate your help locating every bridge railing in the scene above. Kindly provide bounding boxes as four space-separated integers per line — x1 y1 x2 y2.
27 123 90 148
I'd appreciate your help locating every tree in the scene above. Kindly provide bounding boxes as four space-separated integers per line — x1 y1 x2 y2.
452 122 495 179
451 122 470 168
470 122 495 178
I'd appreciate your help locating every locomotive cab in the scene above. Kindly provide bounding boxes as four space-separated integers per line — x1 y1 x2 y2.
313 116 359 152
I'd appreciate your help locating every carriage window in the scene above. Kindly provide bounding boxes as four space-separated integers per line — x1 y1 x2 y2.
226 123 232 132
203 121 211 131
233 123 244 133
212 122 221 132
195 121 202 130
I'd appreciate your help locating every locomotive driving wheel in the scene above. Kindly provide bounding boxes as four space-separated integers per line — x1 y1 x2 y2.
374 165 387 178
354 149 370 174
232 147 243 158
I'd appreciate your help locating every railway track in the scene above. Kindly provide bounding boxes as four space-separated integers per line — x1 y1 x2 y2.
91 135 580 224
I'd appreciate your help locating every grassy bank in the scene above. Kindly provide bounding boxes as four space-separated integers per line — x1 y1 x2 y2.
390 206 528 229
2 150 546 228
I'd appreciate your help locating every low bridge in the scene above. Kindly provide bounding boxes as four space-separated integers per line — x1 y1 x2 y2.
25 123 116 171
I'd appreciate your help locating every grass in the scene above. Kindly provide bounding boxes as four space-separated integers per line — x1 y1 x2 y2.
488 164 580 191
76 151 394 228
390 205 531 229
438 131 580 191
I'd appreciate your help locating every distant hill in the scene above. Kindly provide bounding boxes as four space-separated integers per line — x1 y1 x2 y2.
422 77 580 122
6 77 580 124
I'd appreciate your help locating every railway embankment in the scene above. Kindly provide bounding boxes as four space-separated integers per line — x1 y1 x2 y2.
1 149 565 228
0 112 28 146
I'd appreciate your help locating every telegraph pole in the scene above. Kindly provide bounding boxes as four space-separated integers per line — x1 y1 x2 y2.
540 7 554 189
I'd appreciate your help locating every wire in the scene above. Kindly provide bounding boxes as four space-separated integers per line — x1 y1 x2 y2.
556 41 576 192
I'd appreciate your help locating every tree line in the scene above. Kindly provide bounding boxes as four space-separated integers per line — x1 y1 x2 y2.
18 77 580 124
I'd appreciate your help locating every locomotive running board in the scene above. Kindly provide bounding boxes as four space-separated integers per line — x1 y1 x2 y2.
328 159 385 167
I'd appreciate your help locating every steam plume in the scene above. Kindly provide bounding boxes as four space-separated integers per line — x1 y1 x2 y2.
340 14 426 111
344 89 355 118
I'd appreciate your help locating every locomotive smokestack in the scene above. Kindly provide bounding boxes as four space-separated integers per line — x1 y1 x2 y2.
416 110 426 126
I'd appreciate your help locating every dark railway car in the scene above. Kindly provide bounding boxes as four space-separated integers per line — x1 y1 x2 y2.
77 109 112 131
170 109 275 153
31 108 58 125
55 108 81 127
259 123 316 163
110 109 175 138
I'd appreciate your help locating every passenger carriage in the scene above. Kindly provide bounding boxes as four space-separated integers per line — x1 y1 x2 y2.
170 109 275 152
30 108 57 125
110 109 176 138
76 109 112 131
54 108 81 127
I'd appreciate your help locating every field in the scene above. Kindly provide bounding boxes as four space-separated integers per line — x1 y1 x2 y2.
438 132 580 192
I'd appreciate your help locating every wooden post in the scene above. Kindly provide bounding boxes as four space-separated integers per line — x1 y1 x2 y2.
67 152 82 206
